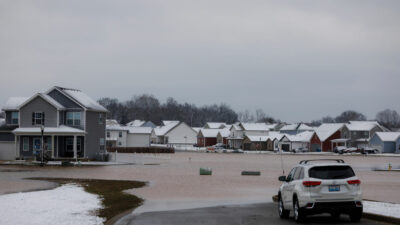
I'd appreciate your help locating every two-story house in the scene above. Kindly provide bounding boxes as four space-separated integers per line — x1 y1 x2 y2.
0 86 107 160
344 121 385 148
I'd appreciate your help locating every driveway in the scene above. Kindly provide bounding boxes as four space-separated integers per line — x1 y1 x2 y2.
116 203 393 225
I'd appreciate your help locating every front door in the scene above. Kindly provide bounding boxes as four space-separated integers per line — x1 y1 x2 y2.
33 138 41 152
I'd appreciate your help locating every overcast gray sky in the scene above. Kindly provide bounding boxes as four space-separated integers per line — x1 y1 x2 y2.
1 0 399 122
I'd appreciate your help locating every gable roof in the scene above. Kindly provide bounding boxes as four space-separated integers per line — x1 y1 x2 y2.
287 131 316 142
162 120 180 126
218 128 230 138
245 135 269 142
2 97 29 111
373 132 400 142
280 123 313 131
204 122 227 129
240 122 272 131
346 121 381 131
47 86 107 112
198 129 220 138
315 123 345 142
18 93 65 110
128 127 152 134
154 121 180 136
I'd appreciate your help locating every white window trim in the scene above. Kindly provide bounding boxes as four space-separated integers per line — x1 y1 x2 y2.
34 112 43 125
66 112 81 126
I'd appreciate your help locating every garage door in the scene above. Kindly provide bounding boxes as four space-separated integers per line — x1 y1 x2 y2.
281 144 290 151
0 142 15 160
311 144 321 152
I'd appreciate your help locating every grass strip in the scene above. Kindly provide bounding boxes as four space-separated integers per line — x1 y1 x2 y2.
31 178 146 224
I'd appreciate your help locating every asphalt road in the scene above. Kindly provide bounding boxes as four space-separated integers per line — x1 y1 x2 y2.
116 203 393 225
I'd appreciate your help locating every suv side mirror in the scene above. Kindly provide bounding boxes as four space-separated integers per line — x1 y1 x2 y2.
278 176 286 182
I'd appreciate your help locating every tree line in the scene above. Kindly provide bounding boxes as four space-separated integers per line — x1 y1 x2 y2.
97 94 400 130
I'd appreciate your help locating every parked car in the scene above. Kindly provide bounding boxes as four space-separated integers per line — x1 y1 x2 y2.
333 146 347 154
212 143 227 149
278 159 363 223
334 147 360 154
361 147 379 154
292 147 308 153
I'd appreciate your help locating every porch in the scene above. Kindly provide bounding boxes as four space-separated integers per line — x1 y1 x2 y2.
12 126 86 159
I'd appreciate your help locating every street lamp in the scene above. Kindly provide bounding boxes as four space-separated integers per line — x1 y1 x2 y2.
40 125 44 166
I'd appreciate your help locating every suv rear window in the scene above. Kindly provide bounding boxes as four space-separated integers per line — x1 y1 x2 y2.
309 166 355 180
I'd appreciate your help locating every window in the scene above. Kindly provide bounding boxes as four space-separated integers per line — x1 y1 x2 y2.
119 131 122 138
294 167 304 180
309 166 355 180
23 138 29 151
11 112 19 125
106 132 110 138
66 112 81 126
286 168 297 182
45 137 52 150
32 112 44 125
363 131 369 138
98 113 104 125
118 141 122 146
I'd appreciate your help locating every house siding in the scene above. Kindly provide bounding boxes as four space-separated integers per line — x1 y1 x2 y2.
165 123 197 145
322 130 341 152
85 111 106 159
126 133 151 147
20 97 58 127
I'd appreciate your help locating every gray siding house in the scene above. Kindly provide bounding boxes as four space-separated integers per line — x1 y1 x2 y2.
0 86 107 160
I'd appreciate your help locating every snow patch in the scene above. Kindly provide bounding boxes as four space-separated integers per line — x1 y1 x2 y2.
364 200 400 219
0 184 104 225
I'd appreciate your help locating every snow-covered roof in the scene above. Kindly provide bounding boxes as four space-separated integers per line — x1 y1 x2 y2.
18 94 65 110
231 124 243 131
199 129 220 138
280 123 313 131
267 131 284 141
287 131 316 142
106 124 129 131
314 123 345 142
126 120 145 127
204 122 227 129
246 135 269 142
162 120 179 126
13 125 85 134
240 123 272 131
192 127 202 133
154 121 180 136
128 127 152 134
106 120 119 126
2 97 29 110
60 88 107 112
218 128 230 137
374 132 400 142
346 121 380 131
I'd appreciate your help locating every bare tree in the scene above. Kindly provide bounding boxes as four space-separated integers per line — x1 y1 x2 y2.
376 109 400 129
335 110 366 123
238 110 254 122
322 116 335 123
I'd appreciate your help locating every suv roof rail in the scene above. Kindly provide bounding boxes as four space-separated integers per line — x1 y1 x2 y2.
299 159 345 164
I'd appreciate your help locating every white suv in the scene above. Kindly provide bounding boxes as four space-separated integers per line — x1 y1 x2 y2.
278 159 363 223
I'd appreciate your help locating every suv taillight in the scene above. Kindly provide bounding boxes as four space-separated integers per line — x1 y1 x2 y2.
347 179 361 185
303 181 321 187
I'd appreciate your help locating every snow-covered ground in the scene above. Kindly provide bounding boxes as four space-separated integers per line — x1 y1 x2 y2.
364 200 400 218
0 184 104 225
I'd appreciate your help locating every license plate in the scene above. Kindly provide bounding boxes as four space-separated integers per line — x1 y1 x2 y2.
329 185 340 192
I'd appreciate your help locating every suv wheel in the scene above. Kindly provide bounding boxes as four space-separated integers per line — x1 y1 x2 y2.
349 208 362 222
293 198 306 223
278 196 289 219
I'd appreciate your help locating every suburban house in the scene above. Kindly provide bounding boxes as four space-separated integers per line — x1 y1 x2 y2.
227 123 272 149
369 132 400 153
203 122 227 129
106 120 128 148
279 131 321 152
126 120 156 128
197 129 219 147
279 123 313 135
314 123 346 152
267 132 284 151
106 120 152 148
1 86 108 160
151 121 197 146
242 135 268 150
216 128 230 145
126 127 152 147
345 121 384 148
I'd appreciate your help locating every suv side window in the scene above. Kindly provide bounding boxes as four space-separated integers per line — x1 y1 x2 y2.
294 167 304 180
286 168 297 182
